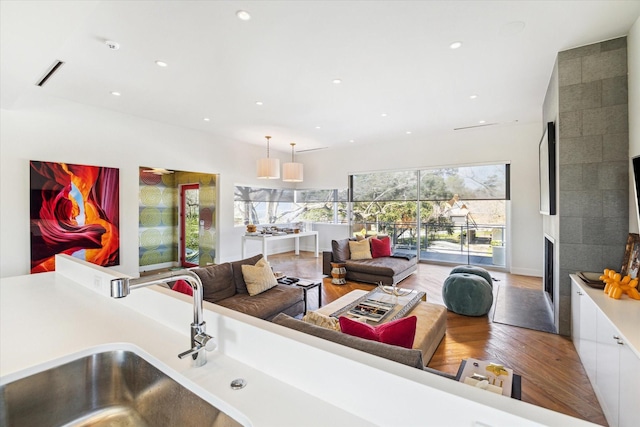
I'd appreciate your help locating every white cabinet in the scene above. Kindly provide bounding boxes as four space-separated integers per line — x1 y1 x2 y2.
571 281 580 347
571 281 597 383
570 276 640 427
618 339 640 427
596 311 621 427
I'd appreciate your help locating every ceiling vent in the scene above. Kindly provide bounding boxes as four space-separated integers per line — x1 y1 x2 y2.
35 60 65 87
297 147 328 153
453 122 498 131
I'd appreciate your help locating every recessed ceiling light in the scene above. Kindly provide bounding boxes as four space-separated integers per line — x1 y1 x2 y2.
469 94 478 99
203 117 210 122
236 10 251 21
155 60 168 67
405 131 412 135
349 139 355 143
256 101 263 106
315 126 321 129
479 120 486 124
110 91 121 96
332 79 342 84
105 40 120 50
449 41 463 49
381 113 388 117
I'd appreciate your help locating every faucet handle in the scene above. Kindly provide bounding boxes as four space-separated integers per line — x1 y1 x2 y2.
177 333 217 360
195 333 217 352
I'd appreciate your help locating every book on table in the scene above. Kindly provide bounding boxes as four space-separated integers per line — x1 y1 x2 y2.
330 286 426 324
348 298 395 322
457 358 514 397
296 278 319 288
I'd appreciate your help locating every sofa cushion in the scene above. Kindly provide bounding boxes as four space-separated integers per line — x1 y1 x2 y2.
370 236 391 258
272 313 424 369
331 238 352 263
302 311 341 331
217 285 304 320
349 239 372 260
339 315 417 349
192 263 236 303
231 254 264 294
241 258 278 296
171 279 193 296
346 256 417 276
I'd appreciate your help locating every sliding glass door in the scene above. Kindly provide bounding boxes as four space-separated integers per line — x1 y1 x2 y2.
349 164 509 268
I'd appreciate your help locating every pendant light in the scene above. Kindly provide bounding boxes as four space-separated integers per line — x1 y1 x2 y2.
257 135 280 179
282 142 304 182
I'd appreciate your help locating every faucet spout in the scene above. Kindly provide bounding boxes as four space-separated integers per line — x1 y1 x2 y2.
110 270 214 367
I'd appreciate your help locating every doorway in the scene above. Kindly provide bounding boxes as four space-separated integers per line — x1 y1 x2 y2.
180 183 200 268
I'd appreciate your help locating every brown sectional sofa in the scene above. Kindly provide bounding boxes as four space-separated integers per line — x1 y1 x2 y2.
272 313 425 368
191 254 305 320
322 238 418 285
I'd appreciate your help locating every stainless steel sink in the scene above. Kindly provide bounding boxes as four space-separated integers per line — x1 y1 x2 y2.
0 350 244 427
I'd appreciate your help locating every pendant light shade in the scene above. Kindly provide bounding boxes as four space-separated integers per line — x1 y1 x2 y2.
282 142 304 182
257 136 280 179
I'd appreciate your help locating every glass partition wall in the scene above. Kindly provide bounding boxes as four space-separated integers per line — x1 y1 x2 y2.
234 163 509 268
350 164 509 267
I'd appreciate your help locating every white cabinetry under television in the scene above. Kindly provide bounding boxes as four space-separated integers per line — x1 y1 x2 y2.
570 275 640 427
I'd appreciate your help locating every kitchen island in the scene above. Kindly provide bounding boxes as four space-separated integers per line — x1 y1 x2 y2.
1 255 595 426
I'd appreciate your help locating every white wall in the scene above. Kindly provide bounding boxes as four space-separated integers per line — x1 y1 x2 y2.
1 90 542 278
629 17 640 233
0 92 293 278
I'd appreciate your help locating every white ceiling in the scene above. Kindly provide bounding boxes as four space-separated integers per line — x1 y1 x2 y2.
1 1 639 153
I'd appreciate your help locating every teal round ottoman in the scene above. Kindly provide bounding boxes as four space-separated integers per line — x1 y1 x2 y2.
450 265 493 288
442 273 493 316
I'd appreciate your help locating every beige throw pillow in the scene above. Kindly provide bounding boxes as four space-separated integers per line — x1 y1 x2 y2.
349 239 372 260
241 258 278 296
302 311 341 331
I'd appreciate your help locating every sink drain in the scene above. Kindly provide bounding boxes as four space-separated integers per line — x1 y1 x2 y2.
230 378 247 390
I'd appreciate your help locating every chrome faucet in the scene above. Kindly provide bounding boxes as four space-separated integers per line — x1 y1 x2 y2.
110 270 216 367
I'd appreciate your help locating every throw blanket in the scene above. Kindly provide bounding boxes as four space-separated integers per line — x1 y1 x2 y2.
390 252 416 260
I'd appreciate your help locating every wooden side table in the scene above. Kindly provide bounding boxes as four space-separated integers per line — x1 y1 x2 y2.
330 262 347 285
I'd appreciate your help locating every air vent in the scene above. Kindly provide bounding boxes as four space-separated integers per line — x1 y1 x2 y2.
453 122 498 131
35 60 65 87
297 147 328 153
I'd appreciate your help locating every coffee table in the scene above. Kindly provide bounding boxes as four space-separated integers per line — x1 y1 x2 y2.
316 289 447 364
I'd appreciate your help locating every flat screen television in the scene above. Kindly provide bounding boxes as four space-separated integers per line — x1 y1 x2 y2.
632 156 640 230
539 122 556 215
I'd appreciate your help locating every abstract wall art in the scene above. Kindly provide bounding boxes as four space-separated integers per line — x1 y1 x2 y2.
30 160 120 273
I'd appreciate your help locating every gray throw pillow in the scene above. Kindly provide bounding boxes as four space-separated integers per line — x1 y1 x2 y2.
331 238 351 263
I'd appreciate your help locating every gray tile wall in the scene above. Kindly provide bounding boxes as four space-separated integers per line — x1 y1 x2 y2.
556 37 629 336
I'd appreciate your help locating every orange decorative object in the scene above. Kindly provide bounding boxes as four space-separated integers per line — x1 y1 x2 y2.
599 269 640 300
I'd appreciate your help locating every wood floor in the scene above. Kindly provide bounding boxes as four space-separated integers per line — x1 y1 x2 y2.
268 251 607 426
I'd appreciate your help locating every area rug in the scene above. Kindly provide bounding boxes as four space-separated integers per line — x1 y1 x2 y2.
492 285 556 333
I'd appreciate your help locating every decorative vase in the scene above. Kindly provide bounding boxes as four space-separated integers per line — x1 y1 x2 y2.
330 262 347 285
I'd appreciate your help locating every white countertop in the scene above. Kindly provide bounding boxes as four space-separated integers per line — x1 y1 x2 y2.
570 274 640 359
0 255 598 426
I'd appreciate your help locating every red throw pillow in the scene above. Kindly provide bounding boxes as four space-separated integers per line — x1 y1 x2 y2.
370 236 391 258
172 279 193 296
339 315 417 349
